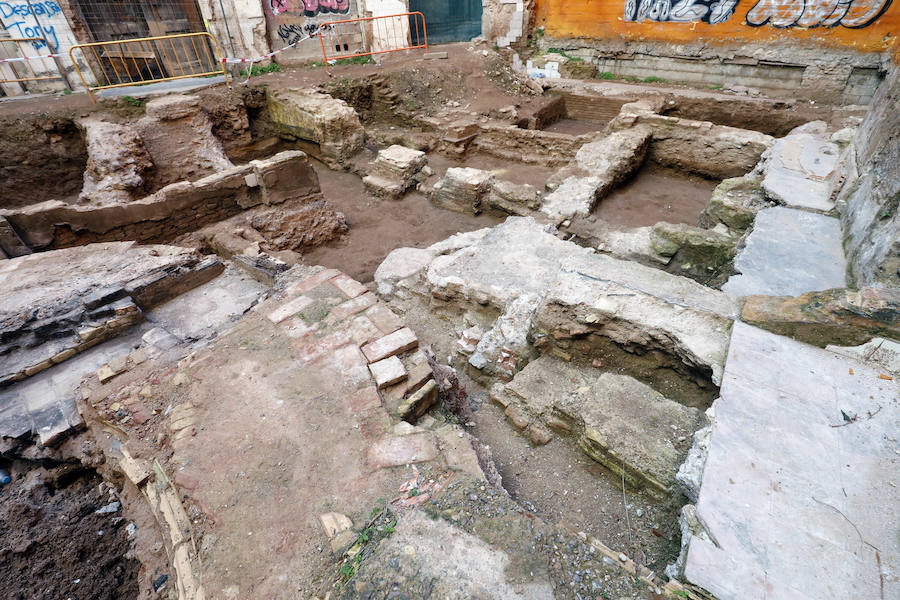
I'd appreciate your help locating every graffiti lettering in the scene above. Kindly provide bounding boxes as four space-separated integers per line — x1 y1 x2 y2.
3 20 58 49
267 0 349 17
745 0 893 27
277 22 321 44
299 0 350 17
269 0 288 15
624 0 739 23
0 0 61 19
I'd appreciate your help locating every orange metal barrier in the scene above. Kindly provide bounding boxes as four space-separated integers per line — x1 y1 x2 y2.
0 37 67 92
318 12 428 73
69 32 228 102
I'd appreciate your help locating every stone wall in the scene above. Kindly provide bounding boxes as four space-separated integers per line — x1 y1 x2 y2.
0 151 321 252
530 0 898 104
840 63 900 287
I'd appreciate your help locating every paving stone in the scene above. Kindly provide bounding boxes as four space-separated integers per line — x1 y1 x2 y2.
365 303 404 335
347 386 383 415
369 356 408 389
286 268 341 295
683 322 899 600
761 133 840 212
267 295 314 324
367 432 439 468
330 273 368 299
723 207 846 297
328 292 377 322
348 315 381 345
361 327 418 362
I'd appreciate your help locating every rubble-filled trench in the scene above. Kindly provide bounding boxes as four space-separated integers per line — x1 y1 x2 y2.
1 43 896 600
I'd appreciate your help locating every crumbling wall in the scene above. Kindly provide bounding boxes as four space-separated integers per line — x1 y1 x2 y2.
530 0 898 104
0 151 322 251
840 63 900 287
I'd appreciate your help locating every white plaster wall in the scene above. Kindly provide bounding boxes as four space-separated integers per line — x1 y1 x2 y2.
0 0 77 87
361 0 409 52
198 0 268 60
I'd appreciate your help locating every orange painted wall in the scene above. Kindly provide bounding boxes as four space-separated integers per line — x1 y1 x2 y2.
534 0 899 54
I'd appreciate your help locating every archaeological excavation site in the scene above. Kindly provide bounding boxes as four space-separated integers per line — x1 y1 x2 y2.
1 1 899 599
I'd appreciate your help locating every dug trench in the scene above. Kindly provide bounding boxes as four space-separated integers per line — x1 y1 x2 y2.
0 49 865 597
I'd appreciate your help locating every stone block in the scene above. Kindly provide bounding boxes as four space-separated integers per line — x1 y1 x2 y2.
251 150 321 205
395 379 438 421
363 145 427 198
267 89 365 167
361 327 418 362
430 167 495 214
369 356 408 389
145 94 200 120
367 432 439 468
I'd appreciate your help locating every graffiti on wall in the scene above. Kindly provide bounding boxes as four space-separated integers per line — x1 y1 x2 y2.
624 0 893 27
625 0 738 23
269 0 350 18
746 0 893 27
0 0 63 49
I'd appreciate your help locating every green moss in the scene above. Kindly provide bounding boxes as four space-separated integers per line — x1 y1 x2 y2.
597 71 616 80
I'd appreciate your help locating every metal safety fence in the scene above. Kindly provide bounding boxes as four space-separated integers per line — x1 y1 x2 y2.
0 37 68 92
318 12 428 73
69 32 228 101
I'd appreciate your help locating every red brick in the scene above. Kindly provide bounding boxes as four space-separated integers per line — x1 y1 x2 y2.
330 273 368 298
286 268 341 295
361 327 418 362
328 292 377 322
365 303 404 335
347 386 383 414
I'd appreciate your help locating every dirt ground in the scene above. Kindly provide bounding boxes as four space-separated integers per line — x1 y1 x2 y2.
0 459 140 600
465 383 683 575
595 163 719 228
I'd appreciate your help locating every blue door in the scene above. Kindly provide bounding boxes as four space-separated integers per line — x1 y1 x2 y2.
409 0 483 45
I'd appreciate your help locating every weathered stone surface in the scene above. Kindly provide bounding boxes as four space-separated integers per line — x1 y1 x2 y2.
741 287 900 347
78 119 153 205
494 356 705 495
723 207 846 297
539 176 603 224
541 126 651 225
699 175 771 232
395 379 438 421
0 215 30 257
363 145 427 198
0 242 220 386
137 95 233 189
840 64 900 287
430 167 495 214
369 355 407 389
684 322 900 600
761 133 840 211
249 150 321 206
610 105 774 179
484 180 541 216
267 89 365 168
649 222 736 284
675 423 711 503
345 475 656 600
367 432 439 468
388 217 736 398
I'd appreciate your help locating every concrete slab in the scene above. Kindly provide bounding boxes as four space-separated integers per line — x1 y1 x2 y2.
723 207 846 297
762 134 839 212
684 322 899 600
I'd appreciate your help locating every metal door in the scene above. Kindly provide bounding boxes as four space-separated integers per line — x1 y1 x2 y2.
408 0 482 45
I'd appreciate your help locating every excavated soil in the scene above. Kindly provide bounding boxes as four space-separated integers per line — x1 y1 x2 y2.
0 118 87 209
0 460 140 600
595 163 719 228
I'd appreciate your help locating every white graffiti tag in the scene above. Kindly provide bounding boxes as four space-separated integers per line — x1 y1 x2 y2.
625 0 740 23
746 0 893 27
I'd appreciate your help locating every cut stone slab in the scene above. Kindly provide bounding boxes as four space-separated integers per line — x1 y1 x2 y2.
723 206 846 297
266 88 365 168
430 167 495 214
369 355 407 389
741 286 900 347
363 145 427 199
761 133 840 212
361 327 418 362
493 356 706 495
367 432 439 467
484 180 540 216
683 322 899 600
699 175 772 232
539 175 603 224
